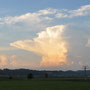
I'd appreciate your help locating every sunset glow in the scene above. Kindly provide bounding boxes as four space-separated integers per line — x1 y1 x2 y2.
10 25 68 66
0 0 90 70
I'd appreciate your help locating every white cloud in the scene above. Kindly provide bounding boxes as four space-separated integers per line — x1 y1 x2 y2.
37 8 57 15
0 8 55 32
0 5 90 26
56 4 90 18
0 12 52 25
0 8 57 25
10 25 69 67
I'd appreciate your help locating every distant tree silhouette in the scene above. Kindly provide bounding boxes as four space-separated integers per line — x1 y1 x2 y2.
27 73 33 79
45 73 48 78
9 76 13 79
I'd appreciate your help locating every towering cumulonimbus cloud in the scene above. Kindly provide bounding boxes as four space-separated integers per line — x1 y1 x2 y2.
10 25 69 66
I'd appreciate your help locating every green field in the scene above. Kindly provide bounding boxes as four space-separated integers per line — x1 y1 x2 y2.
0 78 90 90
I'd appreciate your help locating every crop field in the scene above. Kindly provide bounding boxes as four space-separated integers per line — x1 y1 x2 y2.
0 78 90 90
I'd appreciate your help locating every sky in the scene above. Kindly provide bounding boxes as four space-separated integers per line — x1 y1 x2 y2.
0 0 90 70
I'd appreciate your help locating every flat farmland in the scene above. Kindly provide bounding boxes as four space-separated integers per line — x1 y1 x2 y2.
0 78 90 90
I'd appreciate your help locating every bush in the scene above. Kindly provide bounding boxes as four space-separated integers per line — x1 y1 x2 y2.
9 76 13 79
45 73 48 78
27 73 33 79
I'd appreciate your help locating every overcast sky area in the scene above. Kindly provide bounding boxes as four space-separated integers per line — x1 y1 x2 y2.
0 0 90 70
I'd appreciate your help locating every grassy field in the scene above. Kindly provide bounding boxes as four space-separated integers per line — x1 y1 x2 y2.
0 78 90 90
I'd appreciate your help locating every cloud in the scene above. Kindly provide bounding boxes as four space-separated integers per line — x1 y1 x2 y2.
10 25 69 67
78 61 83 66
37 8 57 15
0 13 52 27
0 8 56 25
0 8 55 32
0 55 17 68
0 47 16 51
0 54 41 69
0 5 90 26
86 39 90 47
56 4 90 18
0 55 8 66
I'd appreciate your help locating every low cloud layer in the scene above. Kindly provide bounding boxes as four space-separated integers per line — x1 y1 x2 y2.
10 25 69 66
0 55 17 68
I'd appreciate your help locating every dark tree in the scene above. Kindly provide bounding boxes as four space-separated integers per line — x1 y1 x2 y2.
45 73 48 78
27 73 33 79
9 76 13 79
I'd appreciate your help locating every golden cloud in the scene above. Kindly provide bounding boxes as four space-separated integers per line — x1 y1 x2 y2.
0 55 17 68
10 25 69 66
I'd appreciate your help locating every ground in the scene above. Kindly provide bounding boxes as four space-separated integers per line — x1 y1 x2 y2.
0 78 90 90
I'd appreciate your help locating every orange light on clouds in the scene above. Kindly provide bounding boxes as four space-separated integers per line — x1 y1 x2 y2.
10 25 69 67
